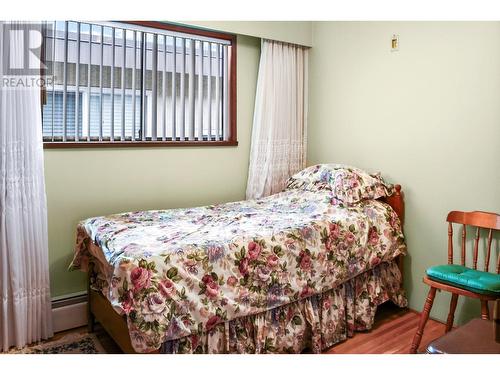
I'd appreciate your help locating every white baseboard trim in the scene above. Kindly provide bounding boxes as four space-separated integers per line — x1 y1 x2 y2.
52 294 88 333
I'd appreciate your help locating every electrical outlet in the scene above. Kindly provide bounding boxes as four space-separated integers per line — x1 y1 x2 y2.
391 34 399 52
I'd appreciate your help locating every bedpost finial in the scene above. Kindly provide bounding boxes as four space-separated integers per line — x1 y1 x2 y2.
394 184 402 194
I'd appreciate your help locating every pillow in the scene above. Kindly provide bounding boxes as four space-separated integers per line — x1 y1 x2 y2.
285 164 394 204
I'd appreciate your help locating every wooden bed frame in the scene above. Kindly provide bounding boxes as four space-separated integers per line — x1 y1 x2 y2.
87 185 406 354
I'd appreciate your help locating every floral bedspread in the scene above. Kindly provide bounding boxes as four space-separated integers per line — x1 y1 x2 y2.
71 189 406 353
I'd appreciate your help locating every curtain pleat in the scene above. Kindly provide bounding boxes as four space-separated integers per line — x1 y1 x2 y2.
246 39 309 199
0 21 53 351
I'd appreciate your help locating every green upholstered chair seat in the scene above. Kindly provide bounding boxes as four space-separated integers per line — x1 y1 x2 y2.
426 264 500 295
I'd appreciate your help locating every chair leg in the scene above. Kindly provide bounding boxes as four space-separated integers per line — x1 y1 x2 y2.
481 300 490 320
410 287 437 354
445 293 458 333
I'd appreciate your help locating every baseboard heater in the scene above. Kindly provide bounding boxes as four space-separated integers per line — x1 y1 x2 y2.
52 292 87 333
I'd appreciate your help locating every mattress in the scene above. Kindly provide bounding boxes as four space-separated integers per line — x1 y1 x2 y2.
71 188 406 352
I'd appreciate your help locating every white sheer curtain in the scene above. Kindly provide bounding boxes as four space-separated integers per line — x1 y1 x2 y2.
0 21 53 351
246 39 308 199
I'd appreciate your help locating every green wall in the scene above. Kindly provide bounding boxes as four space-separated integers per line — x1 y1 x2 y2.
308 22 500 323
44 35 261 298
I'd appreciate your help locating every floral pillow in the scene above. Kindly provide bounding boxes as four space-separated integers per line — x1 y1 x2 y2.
285 164 395 204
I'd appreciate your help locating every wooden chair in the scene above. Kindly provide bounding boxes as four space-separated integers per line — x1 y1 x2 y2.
409 211 500 354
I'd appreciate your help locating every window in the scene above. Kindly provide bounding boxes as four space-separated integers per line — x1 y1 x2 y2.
41 21 236 147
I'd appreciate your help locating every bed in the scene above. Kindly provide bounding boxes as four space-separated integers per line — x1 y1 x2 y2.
70 165 407 354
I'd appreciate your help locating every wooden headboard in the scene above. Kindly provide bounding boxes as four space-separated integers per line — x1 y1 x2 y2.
381 184 405 226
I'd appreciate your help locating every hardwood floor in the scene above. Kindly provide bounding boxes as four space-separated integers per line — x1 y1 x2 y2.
37 303 446 354
326 304 445 354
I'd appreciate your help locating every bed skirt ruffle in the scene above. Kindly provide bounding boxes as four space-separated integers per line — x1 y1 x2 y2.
160 260 407 353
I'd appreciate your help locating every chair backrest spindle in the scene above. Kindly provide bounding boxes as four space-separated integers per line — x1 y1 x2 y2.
461 224 466 266
485 228 493 272
473 227 480 270
448 222 453 265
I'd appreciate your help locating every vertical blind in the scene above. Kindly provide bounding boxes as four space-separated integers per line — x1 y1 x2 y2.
42 21 233 143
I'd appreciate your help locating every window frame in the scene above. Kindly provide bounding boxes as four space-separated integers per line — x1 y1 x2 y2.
42 21 237 149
